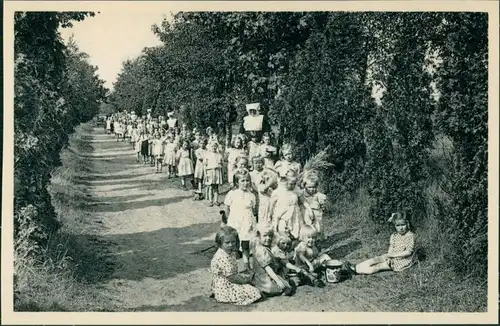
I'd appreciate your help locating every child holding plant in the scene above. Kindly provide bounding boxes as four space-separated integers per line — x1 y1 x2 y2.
300 170 328 240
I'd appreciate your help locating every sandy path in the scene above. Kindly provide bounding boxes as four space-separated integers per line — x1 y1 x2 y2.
82 127 382 312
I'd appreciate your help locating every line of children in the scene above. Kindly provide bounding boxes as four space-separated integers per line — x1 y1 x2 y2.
104 111 417 306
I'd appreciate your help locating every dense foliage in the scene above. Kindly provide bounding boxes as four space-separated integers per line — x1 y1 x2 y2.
111 12 488 279
14 12 107 260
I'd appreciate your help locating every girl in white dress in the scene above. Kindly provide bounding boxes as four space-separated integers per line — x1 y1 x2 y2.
163 135 177 178
223 169 257 271
268 170 304 241
176 140 194 190
152 132 165 173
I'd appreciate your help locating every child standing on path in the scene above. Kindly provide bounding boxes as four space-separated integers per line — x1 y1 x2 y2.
268 170 304 241
206 127 219 149
204 142 224 206
223 170 258 271
152 133 164 173
135 130 144 162
140 132 150 164
274 144 302 179
193 138 207 198
210 226 262 306
352 212 416 275
163 135 177 178
247 136 260 171
176 140 194 190
301 171 328 240
255 167 279 225
226 136 247 187
259 134 277 169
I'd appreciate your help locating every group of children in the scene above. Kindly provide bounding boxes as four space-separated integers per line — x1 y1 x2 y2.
103 110 417 306
209 139 416 305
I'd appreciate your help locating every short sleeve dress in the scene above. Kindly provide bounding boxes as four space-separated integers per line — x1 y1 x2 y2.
204 152 223 185
259 144 276 169
271 188 303 239
194 148 205 180
176 149 194 176
227 148 247 184
271 245 294 275
224 189 257 242
152 139 164 158
210 248 262 305
294 241 320 269
250 244 285 296
302 192 328 238
388 231 415 272
163 142 177 166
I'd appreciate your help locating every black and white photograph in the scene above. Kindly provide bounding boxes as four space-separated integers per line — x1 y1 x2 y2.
3 0 499 323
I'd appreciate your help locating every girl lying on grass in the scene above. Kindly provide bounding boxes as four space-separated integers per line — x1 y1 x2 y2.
349 212 416 275
210 226 262 306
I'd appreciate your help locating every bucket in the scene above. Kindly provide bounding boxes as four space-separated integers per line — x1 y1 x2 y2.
324 261 343 283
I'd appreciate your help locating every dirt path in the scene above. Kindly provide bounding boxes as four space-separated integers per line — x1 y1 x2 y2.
80 126 384 312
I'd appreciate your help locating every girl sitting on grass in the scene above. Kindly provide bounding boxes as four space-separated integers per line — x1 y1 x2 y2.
210 226 262 306
350 212 416 275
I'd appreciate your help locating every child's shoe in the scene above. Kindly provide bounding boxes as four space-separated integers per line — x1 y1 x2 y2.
313 279 326 288
342 261 357 275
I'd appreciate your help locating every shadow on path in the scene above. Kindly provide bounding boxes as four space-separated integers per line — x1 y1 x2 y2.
100 222 219 281
86 195 189 213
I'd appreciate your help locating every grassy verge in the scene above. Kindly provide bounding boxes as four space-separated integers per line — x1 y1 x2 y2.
323 185 487 312
14 123 114 312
